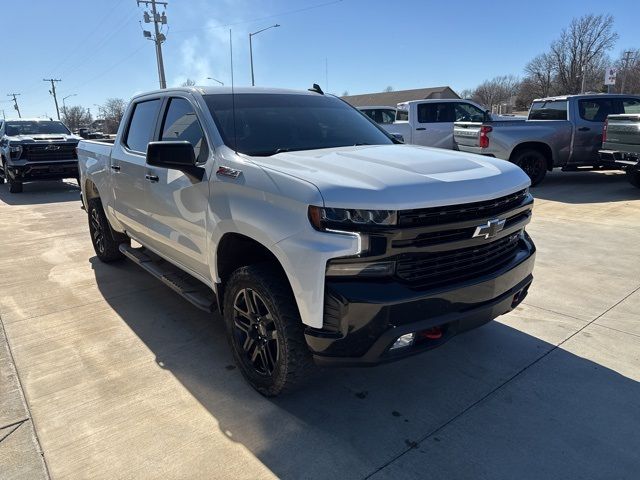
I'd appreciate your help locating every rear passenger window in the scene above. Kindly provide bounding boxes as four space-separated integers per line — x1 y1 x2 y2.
578 99 614 122
160 98 208 161
396 109 409 121
125 99 162 153
622 98 640 114
417 103 455 123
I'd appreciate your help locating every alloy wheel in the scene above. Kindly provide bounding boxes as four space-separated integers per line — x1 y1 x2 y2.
232 288 279 376
90 208 105 255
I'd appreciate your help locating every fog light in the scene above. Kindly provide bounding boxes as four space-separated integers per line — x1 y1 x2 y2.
390 333 414 350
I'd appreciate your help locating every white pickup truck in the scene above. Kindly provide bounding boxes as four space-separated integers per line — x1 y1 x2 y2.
78 86 536 396
381 99 525 149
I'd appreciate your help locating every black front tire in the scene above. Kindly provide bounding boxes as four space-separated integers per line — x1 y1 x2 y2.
8 176 23 193
223 264 315 397
87 197 128 262
512 149 548 186
627 169 640 189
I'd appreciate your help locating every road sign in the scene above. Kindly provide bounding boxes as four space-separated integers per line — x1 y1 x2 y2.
604 67 617 86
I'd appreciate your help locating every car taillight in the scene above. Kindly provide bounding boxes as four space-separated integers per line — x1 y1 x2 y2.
479 125 492 149
602 119 608 143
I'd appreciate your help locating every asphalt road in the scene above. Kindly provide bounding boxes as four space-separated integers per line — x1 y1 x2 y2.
1 170 639 479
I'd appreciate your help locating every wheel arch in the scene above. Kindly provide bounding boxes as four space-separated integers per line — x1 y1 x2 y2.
509 142 554 171
215 233 293 315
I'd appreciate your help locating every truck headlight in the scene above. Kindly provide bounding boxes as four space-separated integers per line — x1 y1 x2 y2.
9 145 22 158
308 206 397 231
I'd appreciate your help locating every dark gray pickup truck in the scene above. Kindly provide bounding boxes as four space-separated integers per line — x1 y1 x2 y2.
600 114 640 188
454 94 640 186
0 118 81 193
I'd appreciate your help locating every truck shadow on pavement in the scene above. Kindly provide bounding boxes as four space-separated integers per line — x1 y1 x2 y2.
0 180 80 206
532 169 638 204
91 259 640 480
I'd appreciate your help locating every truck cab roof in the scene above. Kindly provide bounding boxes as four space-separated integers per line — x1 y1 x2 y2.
130 86 324 102
533 93 640 102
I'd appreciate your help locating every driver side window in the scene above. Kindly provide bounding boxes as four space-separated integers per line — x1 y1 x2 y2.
160 97 209 162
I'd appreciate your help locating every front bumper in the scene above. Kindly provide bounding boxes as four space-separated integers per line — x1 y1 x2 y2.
306 236 535 366
7 160 78 182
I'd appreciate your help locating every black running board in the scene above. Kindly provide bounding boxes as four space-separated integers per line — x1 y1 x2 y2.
119 244 217 312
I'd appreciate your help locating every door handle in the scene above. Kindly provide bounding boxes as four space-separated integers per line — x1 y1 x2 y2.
110 165 121 171
577 127 591 132
145 174 159 182
415 127 426 131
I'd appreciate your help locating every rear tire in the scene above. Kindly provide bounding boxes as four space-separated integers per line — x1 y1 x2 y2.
627 169 640 189
87 197 128 262
512 149 547 186
223 264 315 396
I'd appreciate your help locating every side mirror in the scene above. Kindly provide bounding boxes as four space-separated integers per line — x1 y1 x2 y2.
147 141 196 169
390 133 405 143
147 141 203 180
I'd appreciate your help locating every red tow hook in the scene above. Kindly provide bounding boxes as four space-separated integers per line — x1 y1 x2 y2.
420 327 443 340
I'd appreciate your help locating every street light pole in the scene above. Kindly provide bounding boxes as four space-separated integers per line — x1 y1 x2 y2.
62 94 77 116
207 77 224 86
249 24 280 86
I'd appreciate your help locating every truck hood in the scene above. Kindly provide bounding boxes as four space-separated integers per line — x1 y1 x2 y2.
251 144 531 210
5 134 81 143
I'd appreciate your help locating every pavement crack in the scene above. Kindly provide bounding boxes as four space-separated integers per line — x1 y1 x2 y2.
0 418 28 444
363 284 640 480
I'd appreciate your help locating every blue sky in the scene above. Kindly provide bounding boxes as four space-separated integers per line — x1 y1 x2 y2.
1 0 638 118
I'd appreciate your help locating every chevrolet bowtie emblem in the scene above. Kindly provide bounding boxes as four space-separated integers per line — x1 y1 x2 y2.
473 218 506 239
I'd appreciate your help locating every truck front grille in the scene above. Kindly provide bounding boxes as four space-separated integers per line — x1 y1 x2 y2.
23 144 77 162
398 189 528 227
395 234 521 288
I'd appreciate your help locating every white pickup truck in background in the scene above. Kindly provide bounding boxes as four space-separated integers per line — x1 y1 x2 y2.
380 99 525 149
78 86 536 396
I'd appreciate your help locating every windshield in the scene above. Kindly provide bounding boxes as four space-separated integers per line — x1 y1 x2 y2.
204 93 393 156
4 121 71 136
528 101 568 120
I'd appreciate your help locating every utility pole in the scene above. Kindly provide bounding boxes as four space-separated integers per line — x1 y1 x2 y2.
621 50 636 94
580 65 586 94
7 93 21 118
43 78 62 120
138 0 168 89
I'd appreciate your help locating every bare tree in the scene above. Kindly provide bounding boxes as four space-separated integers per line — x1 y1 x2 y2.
550 14 618 93
383 86 394 92
61 106 92 132
100 98 127 134
341 90 349 97
615 49 640 93
524 53 556 98
472 75 520 111
457 88 474 99
181 78 197 87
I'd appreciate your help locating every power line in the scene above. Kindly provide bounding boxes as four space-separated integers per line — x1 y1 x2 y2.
171 0 343 34
137 0 168 89
7 93 21 118
43 79 62 120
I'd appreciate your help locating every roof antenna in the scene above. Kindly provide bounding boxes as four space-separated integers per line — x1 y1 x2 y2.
308 83 324 95
229 28 238 154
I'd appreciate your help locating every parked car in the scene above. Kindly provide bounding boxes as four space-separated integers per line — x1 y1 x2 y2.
0 118 81 193
600 113 640 188
381 99 525 150
357 106 397 125
454 94 640 185
78 86 536 396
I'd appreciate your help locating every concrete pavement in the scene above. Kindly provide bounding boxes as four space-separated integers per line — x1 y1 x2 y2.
0 171 639 479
